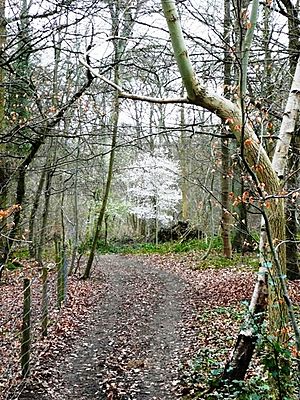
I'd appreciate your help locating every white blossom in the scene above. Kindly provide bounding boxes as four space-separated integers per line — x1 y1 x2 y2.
122 150 181 225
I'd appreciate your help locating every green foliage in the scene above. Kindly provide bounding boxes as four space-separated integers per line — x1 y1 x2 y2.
196 253 257 271
184 314 299 400
6 261 20 271
259 334 297 400
95 237 224 255
12 246 30 260
6 247 30 270
185 348 274 400
200 306 247 322
121 240 206 254
78 237 258 275
78 237 125 255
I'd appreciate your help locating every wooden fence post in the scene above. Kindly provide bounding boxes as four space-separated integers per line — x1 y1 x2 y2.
21 278 31 377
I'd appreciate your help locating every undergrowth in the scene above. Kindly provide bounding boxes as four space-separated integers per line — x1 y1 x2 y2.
91 235 228 253
182 304 300 400
122 238 222 254
91 237 223 255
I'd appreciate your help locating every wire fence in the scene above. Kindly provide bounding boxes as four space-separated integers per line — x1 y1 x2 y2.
0 257 68 400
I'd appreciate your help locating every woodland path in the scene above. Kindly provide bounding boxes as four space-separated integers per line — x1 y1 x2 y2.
19 254 200 400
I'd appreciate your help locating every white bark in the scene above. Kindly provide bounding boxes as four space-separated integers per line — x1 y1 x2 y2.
272 56 300 178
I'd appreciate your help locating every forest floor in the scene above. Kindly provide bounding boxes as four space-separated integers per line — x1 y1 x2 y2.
3 253 300 400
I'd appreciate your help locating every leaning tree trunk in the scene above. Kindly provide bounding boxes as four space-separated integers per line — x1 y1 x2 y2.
83 98 118 279
160 1 298 396
83 1 136 279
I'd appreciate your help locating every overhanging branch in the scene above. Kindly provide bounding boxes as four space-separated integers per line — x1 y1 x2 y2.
79 56 189 104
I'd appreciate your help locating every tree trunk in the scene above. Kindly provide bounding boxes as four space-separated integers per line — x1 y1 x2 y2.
83 1 136 279
286 132 299 280
104 214 109 247
69 142 80 275
0 0 8 261
28 163 47 258
281 0 300 280
179 88 189 221
220 0 233 259
36 167 54 263
0 0 7 209
222 262 268 380
1 140 42 265
83 102 118 279
270 53 300 284
160 1 294 394
232 180 248 253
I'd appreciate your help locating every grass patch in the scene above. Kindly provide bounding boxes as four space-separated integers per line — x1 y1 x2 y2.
90 237 258 272
98 237 224 255
195 252 258 271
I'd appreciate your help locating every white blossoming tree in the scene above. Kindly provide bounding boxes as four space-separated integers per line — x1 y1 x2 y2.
122 151 182 243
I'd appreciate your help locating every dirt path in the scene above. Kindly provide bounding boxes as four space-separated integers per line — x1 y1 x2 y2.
19 254 199 400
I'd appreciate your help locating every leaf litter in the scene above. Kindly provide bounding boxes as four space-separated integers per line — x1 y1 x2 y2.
1 253 300 399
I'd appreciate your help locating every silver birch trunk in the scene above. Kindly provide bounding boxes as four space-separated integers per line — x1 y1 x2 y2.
272 58 300 178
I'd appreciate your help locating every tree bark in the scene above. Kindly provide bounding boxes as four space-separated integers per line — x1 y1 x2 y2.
280 0 300 280
179 88 189 221
0 0 7 209
222 263 268 381
221 0 233 258
286 132 299 280
83 1 136 279
272 58 300 178
83 96 118 279
37 166 54 263
160 1 294 394
69 141 80 275
28 162 47 258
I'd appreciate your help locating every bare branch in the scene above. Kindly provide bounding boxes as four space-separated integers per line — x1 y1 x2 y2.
79 56 189 104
